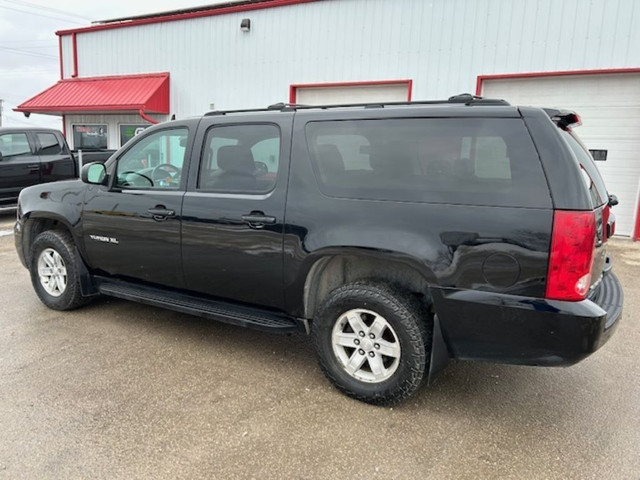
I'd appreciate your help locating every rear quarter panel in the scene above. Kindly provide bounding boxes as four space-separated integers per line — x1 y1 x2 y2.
284 110 554 317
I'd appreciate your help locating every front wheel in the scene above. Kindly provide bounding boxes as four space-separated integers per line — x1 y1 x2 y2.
29 230 89 311
312 282 430 406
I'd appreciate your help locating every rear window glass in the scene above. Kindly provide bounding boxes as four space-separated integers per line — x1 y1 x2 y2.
559 129 608 208
305 118 551 207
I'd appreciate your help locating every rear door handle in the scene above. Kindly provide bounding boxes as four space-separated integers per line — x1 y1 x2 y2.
148 206 176 221
241 211 276 228
27 163 40 171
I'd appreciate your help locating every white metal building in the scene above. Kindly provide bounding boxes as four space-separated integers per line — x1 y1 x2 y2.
15 0 640 238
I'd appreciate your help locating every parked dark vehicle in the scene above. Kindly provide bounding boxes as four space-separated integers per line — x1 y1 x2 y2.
72 148 116 166
0 127 76 209
14 95 624 405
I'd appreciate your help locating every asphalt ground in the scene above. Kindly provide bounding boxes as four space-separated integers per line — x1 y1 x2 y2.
0 211 638 480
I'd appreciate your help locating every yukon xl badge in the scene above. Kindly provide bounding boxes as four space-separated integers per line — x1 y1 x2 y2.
89 234 119 245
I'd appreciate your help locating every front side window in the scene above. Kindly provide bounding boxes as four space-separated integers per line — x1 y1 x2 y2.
198 124 280 193
115 128 188 189
305 118 551 208
37 133 63 156
0 133 31 157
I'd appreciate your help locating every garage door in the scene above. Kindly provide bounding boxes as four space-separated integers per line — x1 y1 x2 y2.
480 73 640 237
292 81 411 105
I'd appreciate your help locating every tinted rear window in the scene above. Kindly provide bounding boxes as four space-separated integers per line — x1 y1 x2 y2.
559 129 608 208
305 118 551 207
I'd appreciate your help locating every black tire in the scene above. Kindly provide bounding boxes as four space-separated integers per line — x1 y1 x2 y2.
312 282 430 406
29 230 89 311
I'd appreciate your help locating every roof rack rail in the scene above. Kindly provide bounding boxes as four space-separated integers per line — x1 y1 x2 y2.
203 93 510 116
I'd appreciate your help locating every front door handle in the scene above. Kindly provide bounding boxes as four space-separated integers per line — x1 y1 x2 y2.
241 211 276 228
27 163 40 171
148 206 175 221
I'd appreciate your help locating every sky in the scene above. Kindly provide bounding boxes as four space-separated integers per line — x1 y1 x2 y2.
0 0 230 130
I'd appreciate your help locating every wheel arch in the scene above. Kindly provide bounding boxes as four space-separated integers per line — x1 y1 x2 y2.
302 250 435 320
21 212 76 265
21 213 96 296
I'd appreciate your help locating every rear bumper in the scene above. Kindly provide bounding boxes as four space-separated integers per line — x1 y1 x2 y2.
432 273 623 366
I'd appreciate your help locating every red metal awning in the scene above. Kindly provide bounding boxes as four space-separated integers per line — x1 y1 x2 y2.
15 73 170 117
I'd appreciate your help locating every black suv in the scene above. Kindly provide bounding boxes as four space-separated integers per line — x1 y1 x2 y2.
14 95 623 405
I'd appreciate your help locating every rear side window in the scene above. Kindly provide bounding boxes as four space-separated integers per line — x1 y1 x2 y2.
305 118 551 207
559 129 608 208
37 133 63 156
198 124 280 193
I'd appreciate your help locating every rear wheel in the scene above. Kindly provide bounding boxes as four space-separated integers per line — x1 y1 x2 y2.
312 282 430 406
29 230 88 311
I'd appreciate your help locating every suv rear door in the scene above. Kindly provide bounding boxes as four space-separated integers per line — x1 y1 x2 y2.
181 113 293 310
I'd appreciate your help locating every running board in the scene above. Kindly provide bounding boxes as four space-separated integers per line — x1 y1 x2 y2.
96 278 303 334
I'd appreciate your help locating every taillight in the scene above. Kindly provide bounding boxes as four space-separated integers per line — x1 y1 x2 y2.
545 210 596 301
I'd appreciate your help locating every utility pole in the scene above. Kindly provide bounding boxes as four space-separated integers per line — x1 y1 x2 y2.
0 99 3 127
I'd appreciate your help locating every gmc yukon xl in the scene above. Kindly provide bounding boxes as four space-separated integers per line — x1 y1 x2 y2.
14 95 623 405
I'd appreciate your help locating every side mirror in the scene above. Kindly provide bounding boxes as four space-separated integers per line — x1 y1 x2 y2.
608 194 619 207
81 162 107 185
0 151 3 161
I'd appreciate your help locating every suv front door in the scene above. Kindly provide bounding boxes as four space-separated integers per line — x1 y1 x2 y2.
181 114 293 310
81 125 192 288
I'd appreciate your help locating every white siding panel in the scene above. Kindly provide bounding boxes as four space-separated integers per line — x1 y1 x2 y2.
70 0 639 119
60 35 73 79
482 74 640 237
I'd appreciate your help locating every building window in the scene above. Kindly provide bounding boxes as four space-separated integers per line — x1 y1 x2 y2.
119 124 151 147
72 124 108 150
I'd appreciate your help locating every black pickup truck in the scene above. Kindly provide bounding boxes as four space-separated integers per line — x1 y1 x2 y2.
0 127 115 210
0 127 76 210
14 95 624 405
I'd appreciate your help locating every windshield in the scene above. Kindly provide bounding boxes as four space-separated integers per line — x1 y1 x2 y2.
559 129 608 208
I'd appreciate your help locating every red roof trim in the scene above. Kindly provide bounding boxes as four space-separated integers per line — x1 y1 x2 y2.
15 73 170 115
475 68 640 95
289 79 413 103
56 0 321 36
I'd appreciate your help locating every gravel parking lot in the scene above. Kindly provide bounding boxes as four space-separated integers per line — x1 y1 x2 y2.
0 211 639 480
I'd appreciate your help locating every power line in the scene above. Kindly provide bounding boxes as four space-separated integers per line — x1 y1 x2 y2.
0 69 57 77
0 4 87 25
0 45 57 60
2 0 92 21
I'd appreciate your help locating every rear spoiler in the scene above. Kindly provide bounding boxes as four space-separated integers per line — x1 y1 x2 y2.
543 108 582 129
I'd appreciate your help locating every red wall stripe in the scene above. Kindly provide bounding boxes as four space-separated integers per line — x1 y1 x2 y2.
71 33 78 78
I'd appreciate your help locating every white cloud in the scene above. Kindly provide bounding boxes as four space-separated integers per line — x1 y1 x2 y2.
1 0 226 129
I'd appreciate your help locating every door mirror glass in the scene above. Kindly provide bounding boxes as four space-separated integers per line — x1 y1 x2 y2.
81 162 107 185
